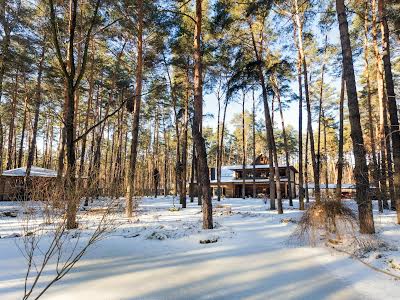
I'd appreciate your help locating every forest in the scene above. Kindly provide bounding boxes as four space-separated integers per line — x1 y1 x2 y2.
0 0 400 299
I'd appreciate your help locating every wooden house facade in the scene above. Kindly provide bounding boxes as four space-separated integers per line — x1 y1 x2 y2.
207 154 298 199
0 167 58 201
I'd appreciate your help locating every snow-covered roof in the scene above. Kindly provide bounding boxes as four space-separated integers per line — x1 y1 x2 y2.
210 178 290 184
226 164 293 170
211 165 294 184
225 164 298 173
1 166 58 178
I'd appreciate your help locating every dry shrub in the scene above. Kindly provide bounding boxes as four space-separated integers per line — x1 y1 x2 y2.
291 199 358 246
350 235 398 258
15 176 121 300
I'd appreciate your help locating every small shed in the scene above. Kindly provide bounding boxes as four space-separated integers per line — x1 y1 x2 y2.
0 166 58 201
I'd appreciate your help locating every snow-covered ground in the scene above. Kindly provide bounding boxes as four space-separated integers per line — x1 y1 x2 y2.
0 197 399 299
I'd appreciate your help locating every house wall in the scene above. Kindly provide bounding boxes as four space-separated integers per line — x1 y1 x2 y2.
0 176 58 201
209 182 297 199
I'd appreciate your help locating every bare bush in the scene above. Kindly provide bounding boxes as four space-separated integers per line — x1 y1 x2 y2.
15 178 121 300
291 199 358 246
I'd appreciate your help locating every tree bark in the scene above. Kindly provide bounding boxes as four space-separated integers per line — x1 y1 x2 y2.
26 47 45 177
218 95 229 201
372 0 387 212
335 72 345 200
317 36 327 194
249 22 282 214
190 143 195 202
294 2 320 203
379 0 400 220
6 71 18 170
305 125 310 203
126 0 144 217
361 4 381 206
79 43 95 178
216 82 221 201
336 0 375 233
180 69 190 208
323 111 328 189
252 89 256 198
0 0 11 173
193 0 213 229
298 32 319 202
242 91 246 199
18 91 28 168
49 0 101 229
274 78 292 205
296 36 305 210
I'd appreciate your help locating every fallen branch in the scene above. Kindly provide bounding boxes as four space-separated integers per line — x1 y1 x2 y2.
328 244 400 280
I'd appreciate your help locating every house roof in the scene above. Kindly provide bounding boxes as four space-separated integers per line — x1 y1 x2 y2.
210 178 290 184
210 165 297 184
1 166 58 178
226 164 298 173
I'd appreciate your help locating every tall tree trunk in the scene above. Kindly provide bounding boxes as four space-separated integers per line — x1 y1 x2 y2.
323 112 328 189
241 91 246 199
296 36 305 210
162 52 181 199
190 143 195 202
361 5 381 206
126 0 144 217
43 112 50 168
335 72 345 200
216 76 225 202
379 0 400 220
275 79 292 205
64 0 79 229
48 121 53 168
79 44 95 178
180 71 190 208
249 22 283 214
216 87 221 201
65 78 77 228
0 121 3 173
18 93 28 168
305 127 310 203
317 36 327 194
0 0 11 174
49 0 101 228
294 3 320 203
162 107 169 196
252 89 256 198
372 0 387 212
218 96 229 201
193 0 213 229
7 71 18 170
26 45 45 177
382 93 392 210
336 0 375 233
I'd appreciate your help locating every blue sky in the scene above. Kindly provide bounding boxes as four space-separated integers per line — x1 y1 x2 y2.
202 10 344 134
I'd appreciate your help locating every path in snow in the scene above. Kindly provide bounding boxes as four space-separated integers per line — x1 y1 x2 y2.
0 197 398 300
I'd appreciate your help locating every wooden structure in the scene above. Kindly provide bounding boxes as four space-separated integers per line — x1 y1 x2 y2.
207 154 298 198
0 166 58 201
306 183 378 199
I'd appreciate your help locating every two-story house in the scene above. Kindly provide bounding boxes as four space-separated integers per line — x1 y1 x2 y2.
209 154 297 198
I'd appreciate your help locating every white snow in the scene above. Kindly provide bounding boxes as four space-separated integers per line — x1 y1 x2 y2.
1 166 58 177
0 197 399 299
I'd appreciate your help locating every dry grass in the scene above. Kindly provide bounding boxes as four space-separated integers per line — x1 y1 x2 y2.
291 199 358 246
